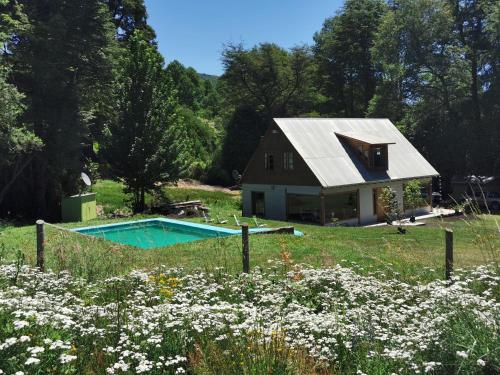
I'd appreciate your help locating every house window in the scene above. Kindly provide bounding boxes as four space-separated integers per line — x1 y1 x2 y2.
324 191 358 221
372 147 384 168
287 194 320 223
368 146 387 169
251 192 265 216
283 152 294 170
264 153 274 170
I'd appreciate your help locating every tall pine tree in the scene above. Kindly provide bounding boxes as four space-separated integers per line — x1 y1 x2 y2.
3 0 117 219
102 32 179 212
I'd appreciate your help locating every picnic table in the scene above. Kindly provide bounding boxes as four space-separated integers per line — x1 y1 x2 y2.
153 200 209 216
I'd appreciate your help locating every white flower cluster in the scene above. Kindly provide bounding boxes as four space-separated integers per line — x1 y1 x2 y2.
0 262 498 374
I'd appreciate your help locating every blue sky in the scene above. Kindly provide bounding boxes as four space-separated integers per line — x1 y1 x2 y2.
144 0 344 76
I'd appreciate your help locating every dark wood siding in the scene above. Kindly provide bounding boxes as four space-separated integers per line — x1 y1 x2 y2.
241 123 321 186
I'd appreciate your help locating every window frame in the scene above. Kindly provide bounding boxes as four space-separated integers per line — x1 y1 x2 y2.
264 152 274 171
283 151 294 171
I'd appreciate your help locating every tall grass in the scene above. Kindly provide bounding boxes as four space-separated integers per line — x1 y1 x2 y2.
0 262 497 374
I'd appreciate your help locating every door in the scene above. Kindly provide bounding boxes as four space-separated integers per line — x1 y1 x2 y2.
373 188 385 221
251 192 265 217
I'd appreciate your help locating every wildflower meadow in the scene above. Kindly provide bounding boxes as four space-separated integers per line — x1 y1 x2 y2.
0 259 498 374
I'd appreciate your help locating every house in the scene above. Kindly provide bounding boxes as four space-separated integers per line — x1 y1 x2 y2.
241 118 439 225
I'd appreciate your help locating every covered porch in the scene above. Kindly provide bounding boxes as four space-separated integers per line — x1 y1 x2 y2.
286 189 360 226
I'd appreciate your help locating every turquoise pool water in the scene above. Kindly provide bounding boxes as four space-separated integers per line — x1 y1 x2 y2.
73 219 236 249
73 218 304 249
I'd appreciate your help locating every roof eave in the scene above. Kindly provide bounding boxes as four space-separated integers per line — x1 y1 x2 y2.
320 174 440 191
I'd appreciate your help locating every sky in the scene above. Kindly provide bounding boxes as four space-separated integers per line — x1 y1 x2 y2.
144 0 344 76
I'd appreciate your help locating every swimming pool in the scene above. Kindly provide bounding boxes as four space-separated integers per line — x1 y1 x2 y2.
72 218 302 249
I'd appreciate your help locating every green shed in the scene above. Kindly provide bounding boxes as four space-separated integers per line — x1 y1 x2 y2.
61 193 97 222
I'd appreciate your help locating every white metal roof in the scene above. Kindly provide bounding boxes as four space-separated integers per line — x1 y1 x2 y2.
334 131 395 145
273 118 439 188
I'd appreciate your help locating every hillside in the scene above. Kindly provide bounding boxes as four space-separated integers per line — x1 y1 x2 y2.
199 73 218 85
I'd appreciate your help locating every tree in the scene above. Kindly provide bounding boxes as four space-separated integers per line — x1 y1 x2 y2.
169 107 219 179
369 0 471 178
102 32 179 212
0 66 42 207
104 0 155 41
219 43 313 178
380 186 403 226
313 0 387 116
221 43 313 119
200 78 223 119
449 0 500 172
0 0 42 207
2 0 118 219
403 180 425 220
369 0 500 180
220 105 268 175
165 60 205 111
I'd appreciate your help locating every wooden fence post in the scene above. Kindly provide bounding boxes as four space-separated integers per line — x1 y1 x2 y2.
445 228 453 281
242 223 249 273
36 219 45 272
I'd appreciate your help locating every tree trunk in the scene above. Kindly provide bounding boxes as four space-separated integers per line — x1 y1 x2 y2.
0 155 34 207
34 158 48 219
470 49 481 123
139 187 145 212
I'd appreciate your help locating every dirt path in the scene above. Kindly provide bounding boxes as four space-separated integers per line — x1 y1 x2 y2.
173 179 240 195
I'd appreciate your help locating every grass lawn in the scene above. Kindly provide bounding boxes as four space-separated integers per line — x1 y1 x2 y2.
1 180 499 374
0 179 498 282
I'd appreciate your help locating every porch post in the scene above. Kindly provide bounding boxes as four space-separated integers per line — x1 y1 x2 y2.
427 181 433 207
320 193 326 226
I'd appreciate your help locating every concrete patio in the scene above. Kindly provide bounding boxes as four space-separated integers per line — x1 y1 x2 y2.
364 207 456 227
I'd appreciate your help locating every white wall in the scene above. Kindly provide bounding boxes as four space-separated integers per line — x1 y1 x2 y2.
243 180 432 225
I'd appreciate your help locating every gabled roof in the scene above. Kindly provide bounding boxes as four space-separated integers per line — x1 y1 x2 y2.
273 118 439 188
334 131 395 145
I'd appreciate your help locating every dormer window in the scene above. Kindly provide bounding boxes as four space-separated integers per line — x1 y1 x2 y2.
334 131 394 171
283 152 294 170
371 146 386 169
264 153 274 170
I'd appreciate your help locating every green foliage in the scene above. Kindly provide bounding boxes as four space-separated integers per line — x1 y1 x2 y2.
218 43 314 180
165 60 206 111
102 31 179 212
313 0 387 116
2 0 500 219
199 72 218 85
368 0 500 177
0 262 498 374
404 180 425 215
170 107 219 179
221 43 313 118
0 2 42 207
104 0 155 41
0 66 41 167
2 179 498 283
380 186 402 224
220 105 268 176
0 0 118 219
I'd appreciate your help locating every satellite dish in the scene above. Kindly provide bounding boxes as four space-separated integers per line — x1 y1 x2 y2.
81 172 91 187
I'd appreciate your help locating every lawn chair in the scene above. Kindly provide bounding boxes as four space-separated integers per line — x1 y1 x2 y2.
216 215 228 224
253 216 267 228
233 214 247 226
202 211 214 223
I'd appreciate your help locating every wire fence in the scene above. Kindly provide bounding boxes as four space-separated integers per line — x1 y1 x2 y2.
5 207 498 284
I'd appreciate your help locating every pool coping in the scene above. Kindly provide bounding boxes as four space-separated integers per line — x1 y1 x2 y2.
72 217 303 237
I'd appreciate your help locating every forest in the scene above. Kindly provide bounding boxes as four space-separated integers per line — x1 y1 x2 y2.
1 0 499 220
